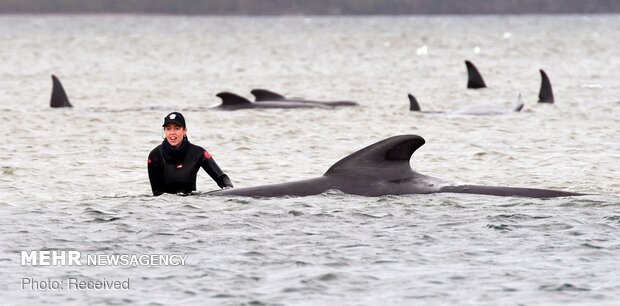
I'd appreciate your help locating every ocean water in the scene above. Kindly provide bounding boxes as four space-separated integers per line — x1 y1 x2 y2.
0 14 619 305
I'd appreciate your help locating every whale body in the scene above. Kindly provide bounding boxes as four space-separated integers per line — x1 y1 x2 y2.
251 89 359 107
215 90 358 110
209 135 582 198
215 92 320 110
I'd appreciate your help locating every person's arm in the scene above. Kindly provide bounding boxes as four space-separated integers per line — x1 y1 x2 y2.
201 151 233 189
147 150 165 196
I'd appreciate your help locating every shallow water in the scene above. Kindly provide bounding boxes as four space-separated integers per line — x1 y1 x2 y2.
0 15 619 305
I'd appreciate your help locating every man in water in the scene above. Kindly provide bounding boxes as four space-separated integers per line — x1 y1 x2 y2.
147 112 233 196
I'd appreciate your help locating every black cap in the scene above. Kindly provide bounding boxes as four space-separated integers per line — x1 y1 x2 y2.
162 112 186 127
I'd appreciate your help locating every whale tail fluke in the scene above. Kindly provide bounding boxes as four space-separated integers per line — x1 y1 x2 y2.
465 60 487 89
251 89 286 101
513 93 524 112
538 69 554 103
408 94 421 111
50 74 72 108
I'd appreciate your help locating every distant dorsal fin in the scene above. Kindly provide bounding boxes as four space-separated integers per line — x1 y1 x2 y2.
324 135 425 177
50 74 72 108
538 69 554 103
513 93 525 112
465 60 487 89
251 89 286 101
408 93 421 111
216 92 252 106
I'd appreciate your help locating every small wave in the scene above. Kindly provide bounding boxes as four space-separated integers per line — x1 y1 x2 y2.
2 166 16 175
603 215 620 226
240 300 267 306
100 297 135 305
90 245 122 252
420 234 437 242
487 214 551 222
539 283 590 292
288 210 304 216
181 204 201 210
212 293 236 298
372 260 399 264
486 224 512 231
580 83 603 89
281 287 304 293
340 244 370 249
83 207 114 216
89 216 122 223
559 195 620 207
241 251 265 257
153 232 175 236
312 212 335 218
316 273 338 282
223 198 254 205
98 194 153 200
140 275 176 281
351 212 392 219
293 260 309 266
141 232 176 239
581 243 604 249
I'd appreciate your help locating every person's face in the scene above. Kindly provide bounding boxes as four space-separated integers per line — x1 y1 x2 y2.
164 123 186 148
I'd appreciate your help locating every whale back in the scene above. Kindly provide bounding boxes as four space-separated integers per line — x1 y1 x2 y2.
50 75 72 108
208 134 582 198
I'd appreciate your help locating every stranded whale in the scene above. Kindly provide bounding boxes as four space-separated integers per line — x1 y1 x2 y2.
251 89 359 107
215 90 358 110
215 92 324 110
50 74 72 108
209 135 582 198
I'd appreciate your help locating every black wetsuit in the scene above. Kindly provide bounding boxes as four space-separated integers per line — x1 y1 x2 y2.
147 138 233 196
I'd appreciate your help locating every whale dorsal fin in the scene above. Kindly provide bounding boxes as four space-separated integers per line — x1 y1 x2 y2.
216 92 252 106
50 74 72 108
324 135 425 178
465 60 487 89
538 69 554 103
408 94 421 111
251 89 286 101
